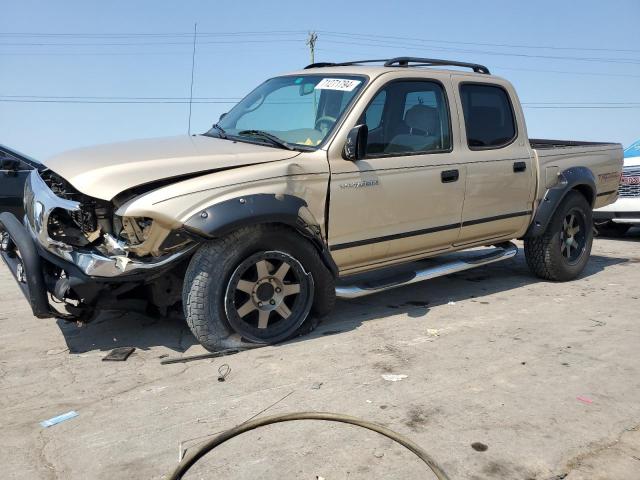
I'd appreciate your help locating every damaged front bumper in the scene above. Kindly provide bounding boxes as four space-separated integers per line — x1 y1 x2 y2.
0 171 196 320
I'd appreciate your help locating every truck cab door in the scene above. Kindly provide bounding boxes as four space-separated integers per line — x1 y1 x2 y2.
450 75 535 245
326 78 465 274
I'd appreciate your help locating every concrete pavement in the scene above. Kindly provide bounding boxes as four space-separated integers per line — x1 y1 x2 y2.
1 233 639 479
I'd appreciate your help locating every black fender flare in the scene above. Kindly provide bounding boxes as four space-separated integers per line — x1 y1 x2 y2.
525 166 596 238
183 194 338 277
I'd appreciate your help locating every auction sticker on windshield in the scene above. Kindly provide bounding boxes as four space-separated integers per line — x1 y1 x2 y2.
315 78 361 91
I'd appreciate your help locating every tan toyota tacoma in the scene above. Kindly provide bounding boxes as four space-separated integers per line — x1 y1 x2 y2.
0 57 624 351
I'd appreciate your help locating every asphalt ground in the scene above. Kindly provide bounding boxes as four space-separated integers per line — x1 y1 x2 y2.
1 231 639 479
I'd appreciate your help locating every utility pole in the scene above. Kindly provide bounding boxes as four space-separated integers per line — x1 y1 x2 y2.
187 22 197 135
306 31 318 65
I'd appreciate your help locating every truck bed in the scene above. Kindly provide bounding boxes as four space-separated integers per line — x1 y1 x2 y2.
529 139 624 210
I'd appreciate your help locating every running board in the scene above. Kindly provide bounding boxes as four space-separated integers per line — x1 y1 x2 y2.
335 242 518 299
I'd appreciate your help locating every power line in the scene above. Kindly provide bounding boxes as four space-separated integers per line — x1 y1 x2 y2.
0 38 306 46
0 30 640 53
0 95 242 99
0 30 308 38
0 99 238 104
313 47 640 79
317 31 640 54
3 95 638 105
523 105 640 109
316 39 640 65
3 98 640 109
1 29 637 55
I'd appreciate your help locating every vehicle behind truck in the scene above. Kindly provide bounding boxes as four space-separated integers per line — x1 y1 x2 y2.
594 139 640 235
0 57 623 351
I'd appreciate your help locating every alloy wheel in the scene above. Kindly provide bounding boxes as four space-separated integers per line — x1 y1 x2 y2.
224 251 313 343
560 209 587 264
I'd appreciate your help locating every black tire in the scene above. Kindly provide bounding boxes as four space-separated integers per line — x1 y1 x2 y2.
524 190 593 281
596 221 630 237
182 224 335 351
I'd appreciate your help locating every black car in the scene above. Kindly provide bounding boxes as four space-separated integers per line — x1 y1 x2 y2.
0 145 40 221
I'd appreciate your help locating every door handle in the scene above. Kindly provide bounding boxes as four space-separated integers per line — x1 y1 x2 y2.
441 169 459 183
513 161 527 173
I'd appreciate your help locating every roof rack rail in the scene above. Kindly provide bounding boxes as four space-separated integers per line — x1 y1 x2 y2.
304 57 490 75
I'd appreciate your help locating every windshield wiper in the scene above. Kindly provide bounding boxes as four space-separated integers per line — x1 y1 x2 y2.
238 130 294 150
208 123 227 139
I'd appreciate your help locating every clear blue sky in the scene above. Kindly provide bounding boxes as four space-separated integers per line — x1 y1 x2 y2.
1 0 639 159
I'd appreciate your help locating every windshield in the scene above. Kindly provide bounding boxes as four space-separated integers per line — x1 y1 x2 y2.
211 74 366 148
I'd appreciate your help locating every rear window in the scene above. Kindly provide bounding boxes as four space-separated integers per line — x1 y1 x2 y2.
460 83 516 149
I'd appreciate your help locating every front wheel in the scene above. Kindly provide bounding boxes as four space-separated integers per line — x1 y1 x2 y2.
524 191 593 281
182 225 335 351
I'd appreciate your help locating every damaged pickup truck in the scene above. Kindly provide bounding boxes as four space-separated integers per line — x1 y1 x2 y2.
0 57 624 351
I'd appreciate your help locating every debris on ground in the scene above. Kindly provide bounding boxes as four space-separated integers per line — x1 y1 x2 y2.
46 347 69 355
447 301 456 305
577 395 593 404
40 411 79 428
102 346 135 362
178 390 295 461
217 363 231 382
471 442 488 452
381 374 408 382
426 328 440 337
311 382 323 390
160 348 243 365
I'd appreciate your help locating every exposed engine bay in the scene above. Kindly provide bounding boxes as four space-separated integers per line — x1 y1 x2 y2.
41 169 190 260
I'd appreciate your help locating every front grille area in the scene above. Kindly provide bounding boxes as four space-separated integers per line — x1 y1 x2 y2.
620 165 640 198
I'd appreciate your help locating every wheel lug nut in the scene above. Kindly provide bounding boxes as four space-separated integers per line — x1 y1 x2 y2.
270 300 276 305
275 287 281 293
258 302 263 307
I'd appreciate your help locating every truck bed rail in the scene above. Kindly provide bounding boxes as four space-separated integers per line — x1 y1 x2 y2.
530 138 619 149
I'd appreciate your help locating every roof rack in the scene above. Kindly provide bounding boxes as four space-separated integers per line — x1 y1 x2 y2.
304 57 490 75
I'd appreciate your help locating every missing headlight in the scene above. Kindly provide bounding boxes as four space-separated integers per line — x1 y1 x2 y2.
120 217 152 245
48 209 97 246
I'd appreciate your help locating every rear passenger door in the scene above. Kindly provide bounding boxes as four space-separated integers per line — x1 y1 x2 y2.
451 76 535 245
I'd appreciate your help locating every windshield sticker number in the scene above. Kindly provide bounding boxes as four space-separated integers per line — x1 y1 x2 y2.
315 78 361 92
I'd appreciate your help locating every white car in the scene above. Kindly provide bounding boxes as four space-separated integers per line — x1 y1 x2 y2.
594 139 640 236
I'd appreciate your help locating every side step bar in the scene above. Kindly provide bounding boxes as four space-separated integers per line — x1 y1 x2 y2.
335 242 518 299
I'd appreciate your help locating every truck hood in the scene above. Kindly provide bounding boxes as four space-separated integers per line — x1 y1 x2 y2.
42 135 301 200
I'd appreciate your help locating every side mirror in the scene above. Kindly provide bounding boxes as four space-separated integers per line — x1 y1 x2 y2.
219 112 227 121
343 124 368 161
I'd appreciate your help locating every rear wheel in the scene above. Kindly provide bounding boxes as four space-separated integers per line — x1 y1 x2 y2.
524 191 593 281
182 225 335 351
596 221 630 237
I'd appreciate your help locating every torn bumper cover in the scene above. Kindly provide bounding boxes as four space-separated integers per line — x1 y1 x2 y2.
0 171 194 319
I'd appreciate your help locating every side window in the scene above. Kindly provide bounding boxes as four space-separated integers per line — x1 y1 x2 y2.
460 83 516 149
360 81 451 156
364 90 386 130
